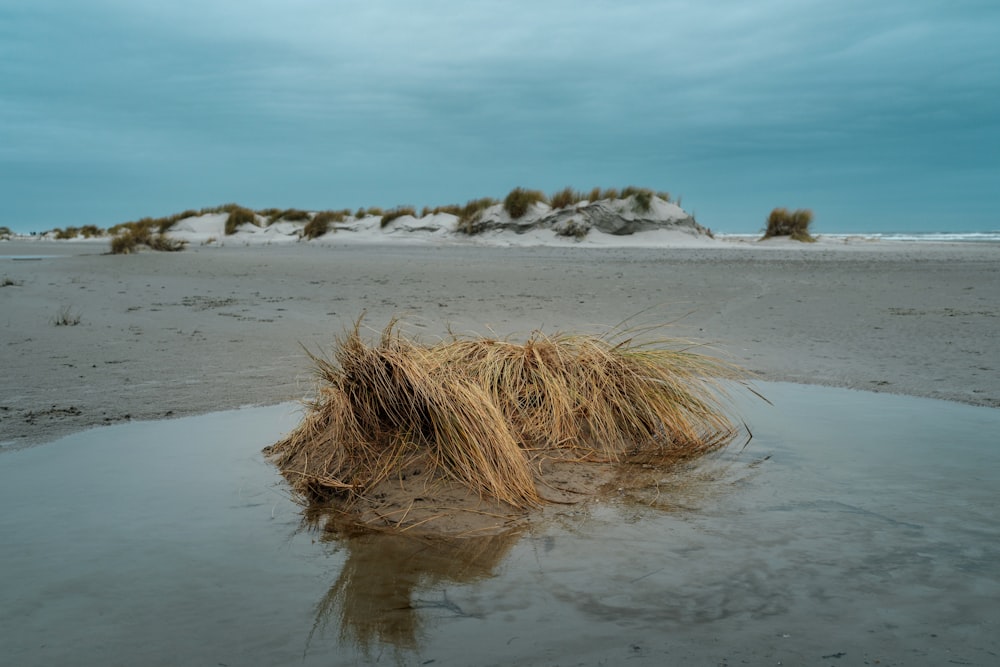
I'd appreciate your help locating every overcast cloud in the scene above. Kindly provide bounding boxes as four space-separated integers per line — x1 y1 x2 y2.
2 0 998 232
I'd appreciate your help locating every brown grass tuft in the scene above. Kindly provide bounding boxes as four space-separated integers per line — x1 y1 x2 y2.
763 208 815 242
224 207 258 235
503 187 547 219
380 206 417 228
266 319 750 513
303 211 345 239
549 187 583 210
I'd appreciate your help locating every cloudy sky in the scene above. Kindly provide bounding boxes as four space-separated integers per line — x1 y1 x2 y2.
3 0 998 233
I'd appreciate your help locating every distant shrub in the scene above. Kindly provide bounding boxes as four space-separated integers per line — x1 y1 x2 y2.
600 187 620 201
355 207 366 219
303 210 344 239
367 207 384 217
79 225 103 238
503 187 547 219
763 208 815 242
224 207 257 235
549 187 582 210
380 206 416 228
53 227 78 239
0 226 12 238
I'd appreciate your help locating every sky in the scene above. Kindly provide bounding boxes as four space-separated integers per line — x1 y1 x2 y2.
2 0 999 234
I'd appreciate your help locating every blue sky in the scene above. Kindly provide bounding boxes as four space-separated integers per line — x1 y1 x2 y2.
3 0 998 234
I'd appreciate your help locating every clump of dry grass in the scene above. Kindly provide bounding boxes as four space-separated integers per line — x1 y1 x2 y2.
380 206 417 228
549 187 583 210
109 226 187 254
763 208 815 242
266 319 750 512
454 197 501 235
503 187 547 219
224 207 258 235
303 210 346 239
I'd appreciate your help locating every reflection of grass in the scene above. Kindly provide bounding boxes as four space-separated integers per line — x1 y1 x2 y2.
306 525 521 658
266 318 749 513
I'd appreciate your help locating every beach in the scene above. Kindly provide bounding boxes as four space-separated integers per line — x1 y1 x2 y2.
2 237 998 447
3 236 1000 666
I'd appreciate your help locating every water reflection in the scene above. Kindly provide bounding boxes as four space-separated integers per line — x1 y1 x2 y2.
305 516 522 658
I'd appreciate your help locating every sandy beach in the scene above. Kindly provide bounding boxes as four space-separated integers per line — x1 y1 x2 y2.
2 237 998 447
4 236 1000 666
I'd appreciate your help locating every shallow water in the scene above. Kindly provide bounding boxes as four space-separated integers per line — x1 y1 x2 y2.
1 384 998 666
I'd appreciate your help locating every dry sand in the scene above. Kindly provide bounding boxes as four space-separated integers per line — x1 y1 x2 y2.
2 238 998 448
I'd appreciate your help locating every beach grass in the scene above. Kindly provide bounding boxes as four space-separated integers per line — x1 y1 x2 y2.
265 319 749 512
763 208 815 242
549 187 584 210
380 206 417 228
503 187 548 219
224 207 258 235
303 210 346 239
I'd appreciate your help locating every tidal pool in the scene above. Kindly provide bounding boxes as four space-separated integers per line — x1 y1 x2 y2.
1 383 997 666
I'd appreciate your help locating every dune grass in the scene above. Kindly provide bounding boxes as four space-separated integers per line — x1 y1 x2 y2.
224 207 258 235
549 187 584 210
503 187 548 219
763 208 815 242
265 319 750 512
380 206 417 228
454 197 501 235
303 210 348 239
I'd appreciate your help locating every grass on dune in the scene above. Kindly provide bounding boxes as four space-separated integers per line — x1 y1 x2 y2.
763 208 815 242
265 318 751 512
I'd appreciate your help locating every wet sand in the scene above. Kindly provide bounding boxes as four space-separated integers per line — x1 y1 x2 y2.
2 384 998 666
2 238 998 447
0 237 1000 446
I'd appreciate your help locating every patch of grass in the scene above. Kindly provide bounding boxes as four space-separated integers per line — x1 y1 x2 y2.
109 225 186 254
455 197 500 234
600 187 620 201
53 305 81 326
53 227 79 240
503 187 547 219
621 186 655 213
224 207 258 235
146 234 187 252
549 187 583 210
79 225 104 238
380 206 417 228
265 319 749 511
303 210 345 239
274 209 311 222
763 208 815 242
555 219 589 240
656 191 672 203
